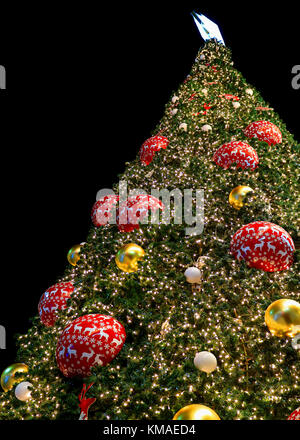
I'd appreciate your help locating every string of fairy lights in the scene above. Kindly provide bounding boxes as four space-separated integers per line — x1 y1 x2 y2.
0 40 299 420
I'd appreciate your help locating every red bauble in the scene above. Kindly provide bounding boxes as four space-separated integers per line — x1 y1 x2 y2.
38 282 74 327
91 195 119 227
230 221 295 272
116 194 164 233
213 141 259 170
288 407 300 420
244 120 282 145
56 314 126 378
140 136 169 166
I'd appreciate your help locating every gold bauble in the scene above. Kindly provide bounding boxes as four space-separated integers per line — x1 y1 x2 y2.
173 404 220 420
67 244 81 266
265 299 300 338
1 363 29 392
115 243 145 273
229 185 253 210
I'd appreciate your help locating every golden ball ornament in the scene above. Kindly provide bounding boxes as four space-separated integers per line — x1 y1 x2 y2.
115 243 145 273
229 185 253 210
67 244 82 266
173 404 220 420
1 363 29 392
265 299 300 338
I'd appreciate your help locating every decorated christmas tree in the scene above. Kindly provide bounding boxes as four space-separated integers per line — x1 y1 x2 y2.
0 13 299 421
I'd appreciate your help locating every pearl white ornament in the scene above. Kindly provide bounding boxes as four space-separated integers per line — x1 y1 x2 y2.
202 88 208 95
201 124 212 132
245 88 253 96
194 351 217 373
199 54 205 60
291 330 300 350
172 96 179 103
15 381 32 401
170 108 178 116
179 123 187 132
184 267 202 284
232 102 240 109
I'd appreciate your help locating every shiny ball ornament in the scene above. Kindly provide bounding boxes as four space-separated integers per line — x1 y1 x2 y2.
265 299 300 338
229 185 254 210
291 332 300 350
244 120 282 145
288 407 300 420
67 244 82 266
38 282 74 327
194 351 217 373
184 267 202 284
173 404 220 420
232 101 240 109
15 381 32 401
115 243 145 273
1 363 29 392
213 141 259 170
140 135 169 166
91 195 119 227
245 88 254 95
231 221 295 272
56 314 126 378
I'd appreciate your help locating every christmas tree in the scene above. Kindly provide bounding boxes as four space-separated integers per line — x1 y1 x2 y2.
0 13 299 421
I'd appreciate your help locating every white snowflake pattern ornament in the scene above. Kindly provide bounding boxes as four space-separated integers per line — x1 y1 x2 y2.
288 407 300 420
230 221 295 272
213 141 259 170
244 120 282 145
38 282 74 327
56 314 126 378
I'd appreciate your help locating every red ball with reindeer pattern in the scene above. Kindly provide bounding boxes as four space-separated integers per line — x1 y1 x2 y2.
38 282 74 327
230 221 295 272
56 314 126 378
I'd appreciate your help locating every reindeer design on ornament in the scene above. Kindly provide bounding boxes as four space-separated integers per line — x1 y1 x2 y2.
80 348 95 361
78 383 96 420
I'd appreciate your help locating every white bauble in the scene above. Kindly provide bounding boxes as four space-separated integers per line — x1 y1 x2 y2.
194 351 217 373
291 330 300 350
199 54 205 60
179 123 187 132
170 108 178 116
201 124 212 132
245 88 253 96
15 381 32 401
232 102 241 109
202 88 208 95
184 267 202 284
172 96 179 103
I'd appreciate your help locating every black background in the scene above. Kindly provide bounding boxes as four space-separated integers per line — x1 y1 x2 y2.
0 3 299 374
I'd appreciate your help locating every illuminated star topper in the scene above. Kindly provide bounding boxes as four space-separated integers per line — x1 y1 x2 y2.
191 12 225 45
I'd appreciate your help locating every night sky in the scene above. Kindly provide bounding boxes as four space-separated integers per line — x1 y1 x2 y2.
0 3 299 372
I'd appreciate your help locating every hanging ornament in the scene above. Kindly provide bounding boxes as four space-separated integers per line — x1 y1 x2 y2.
56 314 126 378
184 267 202 284
231 222 295 272
115 243 145 273
219 93 239 101
194 351 217 373
170 108 178 116
291 332 300 350
288 407 300 420
201 124 212 132
140 136 169 166
265 299 300 338
172 96 179 103
91 195 119 227
15 381 32 401
179 123 188 132
232 102 241 109
173 404 220 420
78 383 96 420
245 88 254 96
67 244 82 266
228 185 254 210
213 141 259 170
38 282 74 327
1 363 29 392
116 195 164 233
244 120 282 145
